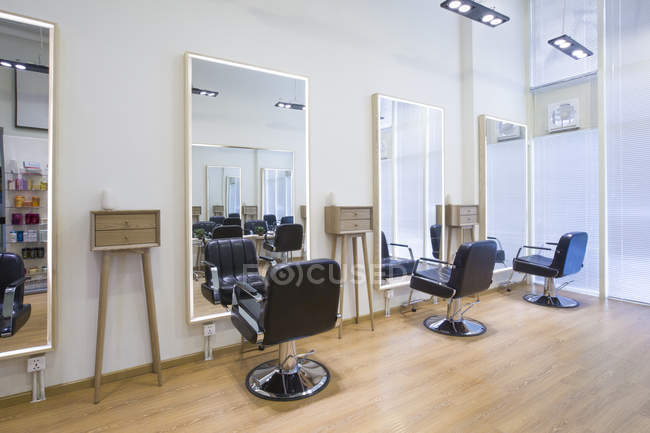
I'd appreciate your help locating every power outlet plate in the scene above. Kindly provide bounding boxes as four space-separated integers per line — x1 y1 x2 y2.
27 356 46 373
203 323 216 337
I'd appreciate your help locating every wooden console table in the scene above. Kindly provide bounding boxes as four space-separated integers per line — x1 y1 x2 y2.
325 206 374 338
437 204 479 259
90 210 162 404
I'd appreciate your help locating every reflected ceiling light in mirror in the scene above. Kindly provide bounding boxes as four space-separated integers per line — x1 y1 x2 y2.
0 58 48 73
275 101 306 111
440 0 509 27
547 34 593 60
192 87 218 97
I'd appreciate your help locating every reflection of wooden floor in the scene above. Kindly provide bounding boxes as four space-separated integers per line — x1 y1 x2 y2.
192 279 228 318
0 292 47 353
4 288 650 432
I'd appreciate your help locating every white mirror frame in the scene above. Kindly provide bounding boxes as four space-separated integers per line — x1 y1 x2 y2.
205 165 241 219
478 114 530 275
372 94 446 293
0 10 55 361
184 52 310 325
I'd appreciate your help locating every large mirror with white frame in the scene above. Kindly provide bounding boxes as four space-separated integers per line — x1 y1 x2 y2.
372 94 445 312
185 53 309 324
0 11 55 360
478 115 528 277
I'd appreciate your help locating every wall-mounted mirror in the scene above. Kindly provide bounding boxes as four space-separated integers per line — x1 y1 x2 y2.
478 115 528 275
0 11 54 360
372 94 445 300
185 53 309 324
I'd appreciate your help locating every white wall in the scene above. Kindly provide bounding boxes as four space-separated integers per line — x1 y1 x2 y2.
0 0 527 397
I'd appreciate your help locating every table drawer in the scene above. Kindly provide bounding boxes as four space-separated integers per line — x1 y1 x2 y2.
459 214 478 225
95 229 157 247
340 208 371 220
459 206 477 216
95 214 156 231
340 219 371 232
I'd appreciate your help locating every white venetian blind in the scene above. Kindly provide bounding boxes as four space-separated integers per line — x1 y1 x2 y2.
606 0 650 304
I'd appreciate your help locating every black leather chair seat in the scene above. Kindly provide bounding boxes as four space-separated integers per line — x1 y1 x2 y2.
381 257 415 279
409 267 453 298
0 253 31 338
203 274 265 305
513 254 558 278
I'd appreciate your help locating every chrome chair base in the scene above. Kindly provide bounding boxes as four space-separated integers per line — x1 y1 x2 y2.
245 358 330 401
423 315 486 337
523 294 579 308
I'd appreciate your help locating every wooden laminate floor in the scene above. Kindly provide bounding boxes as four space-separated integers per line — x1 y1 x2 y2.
0 292 47 353
2 286 649 433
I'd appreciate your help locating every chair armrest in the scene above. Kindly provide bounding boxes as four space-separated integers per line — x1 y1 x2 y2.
390 242 414 261
487 236 504 250
515 245 553 259
413 257 454 278
2 277 27 319
234 281 264 303
546 242 558 246
8 276 29 289
259 256 276 264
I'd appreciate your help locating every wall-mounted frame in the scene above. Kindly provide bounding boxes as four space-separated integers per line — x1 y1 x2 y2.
185 52 309 325
260 167 294 220
205 165 241 220
478 115 529 276
372 94 446 294
0 10 55 361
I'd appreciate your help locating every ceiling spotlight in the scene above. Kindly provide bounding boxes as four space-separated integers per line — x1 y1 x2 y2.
0 58 48 73
14 64 26 70
0 61 12 68
275 101 306 111
192 87 219 97
548 34 593 60
440 1 509 27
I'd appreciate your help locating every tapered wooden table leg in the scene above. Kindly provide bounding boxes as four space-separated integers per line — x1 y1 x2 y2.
330 235 337 260
352 236 360 324
142 249 163 386
361 233 374 331
338 235 347 339
94 253 112 404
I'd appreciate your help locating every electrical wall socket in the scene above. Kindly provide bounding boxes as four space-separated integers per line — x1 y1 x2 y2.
203 323 216 337
27 356 46 373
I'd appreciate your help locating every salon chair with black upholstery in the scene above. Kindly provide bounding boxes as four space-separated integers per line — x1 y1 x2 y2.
409 240 497 337
210 216 225 225
223 217 241 227
280 216 294 224
230 259 341 401
228 213 240 218
263 223 303 264
193 221 216 237
380 231 415 280
513 231 587 308
244 220 268 235
212 225 243 239
263 214 277 231
430 224 442 259
201 238 265 306
487 236 506 267
1 253 31 338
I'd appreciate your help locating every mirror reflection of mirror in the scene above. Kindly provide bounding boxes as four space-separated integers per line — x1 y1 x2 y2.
0 14 54 360
187 54 308 324
480 116 528 272
374 95 445 290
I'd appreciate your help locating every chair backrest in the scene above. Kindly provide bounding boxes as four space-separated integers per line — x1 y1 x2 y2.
205 238 259 281
550 232 588 277
223 217 241 227
280 216 294 224
263 214 277 228
0 253 25 307
273 224 303 252
210 216 225 225
430 224 442 259
228 213 240 218
193 221 216 235
212 225 243 239
263 259 340 345
448 240 497 298
244 220 268 235
380 231 390 259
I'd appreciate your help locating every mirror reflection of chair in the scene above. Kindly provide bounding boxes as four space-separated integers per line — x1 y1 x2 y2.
244 220 268 235
192 221 216 236
210 216 225 225
409 240 497 337
202 238 265 307
230 259 341 401
192 221 217 280
430 224 442 259
280 216 294 224
223 217 241 227
212 225 243 239
513 232 588 309
263 223 303 264
380 231 415 280
263 214 277 231
228 213 240 218
1 253 31 338
487 236 506 267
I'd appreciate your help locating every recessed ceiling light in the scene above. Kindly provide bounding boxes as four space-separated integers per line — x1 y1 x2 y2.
482 14 494 22
490 18 503 26
275 101 306 111
554 39 566 46
548 34 593 60
14 64 26 70
458 4 472 13
192 87 219 97
448 0 461 9
0 61 12 68
441 1 509 27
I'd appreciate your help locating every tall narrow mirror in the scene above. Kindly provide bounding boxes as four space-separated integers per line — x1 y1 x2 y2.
186 53 309 324
478 115 528 275
0 12 55 360
372 94 445 302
